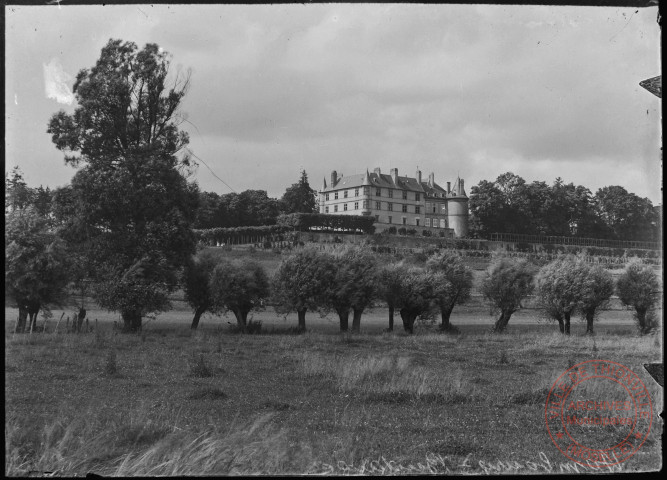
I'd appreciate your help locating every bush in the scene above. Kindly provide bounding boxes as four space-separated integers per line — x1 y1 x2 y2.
263 240 272 249
406 229 417 236
422 230 432 237
387 226 397 235
398 227 407 235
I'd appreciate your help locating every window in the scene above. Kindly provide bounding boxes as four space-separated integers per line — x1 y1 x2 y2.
388 216 393 224
402 204 407 213
402 217 407 225
334 205 338 212
402 191 407 200
388 203 393 211
415 193 420 201
375 201 381 210
334 192 339 200
354 188 359 197
376 188 381 196
344 190 348 198
425 218 431 227
325 193 329 201
415 218 420 227
325 206 329 214
432 204 436 213
415 206 420 214
388 190 393 198
441 219 447 228
374 215 379 222
364 186 370 195
354 202 359 210
363 200 369 208
344 203 348 211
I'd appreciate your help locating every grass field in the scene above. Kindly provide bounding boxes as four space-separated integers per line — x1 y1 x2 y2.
5 300 663 475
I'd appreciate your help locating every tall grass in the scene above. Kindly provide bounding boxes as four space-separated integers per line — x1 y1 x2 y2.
299 352 477 403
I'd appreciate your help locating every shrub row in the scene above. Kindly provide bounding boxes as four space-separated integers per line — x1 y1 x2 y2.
194 225 286 245
276 213 375 234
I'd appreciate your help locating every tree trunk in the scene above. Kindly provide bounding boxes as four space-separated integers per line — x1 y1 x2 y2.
352 308 363 333
297 309 307 333
564 311 571 335
16 307 28 333
585 309 595 335
635 307 647 334
400 309 416 334
387 305 394 332
337 308 349 332
493 310 513 333
555 313 564 334
121 310 142 333
232 308 248 332
440 303 455 331
76 307 86 333
190 306 206 330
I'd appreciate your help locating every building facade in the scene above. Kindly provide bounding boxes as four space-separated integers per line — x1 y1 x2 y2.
319 167 469 238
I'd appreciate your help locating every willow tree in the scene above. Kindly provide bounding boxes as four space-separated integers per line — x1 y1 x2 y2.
271 247 335 332
210 259 270 332
324 246 379 332
426 250 473 332
481 257 535 333
616 260 660 334
47 39 198 332
536 256 588 335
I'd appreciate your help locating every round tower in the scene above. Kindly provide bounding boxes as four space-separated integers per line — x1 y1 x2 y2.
447 177 469 238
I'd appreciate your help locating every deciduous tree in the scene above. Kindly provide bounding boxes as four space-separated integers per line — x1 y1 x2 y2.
536 256 588 334
47 39 198 332
325 246 378 332
376 262 406 332
577 264 614 335
210 259 270 332
271 247 335 332
426 250 473 332
481 257 535 333
616 260 660 334
5 207 71 332
182 251 220 329
396 267 444 334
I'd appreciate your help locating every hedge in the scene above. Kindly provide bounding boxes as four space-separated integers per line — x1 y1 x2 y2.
276 213 375 234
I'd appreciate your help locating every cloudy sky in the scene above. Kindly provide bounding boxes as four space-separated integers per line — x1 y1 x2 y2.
5 3 662 204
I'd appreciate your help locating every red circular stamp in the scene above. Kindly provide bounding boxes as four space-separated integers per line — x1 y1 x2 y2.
545 360 653 468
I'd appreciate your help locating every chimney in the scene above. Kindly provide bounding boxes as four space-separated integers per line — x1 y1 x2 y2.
390 168 398 184
447 182 451 193
374 167 381 174
331 170 337 186
428 172 434 187
416 169 422 184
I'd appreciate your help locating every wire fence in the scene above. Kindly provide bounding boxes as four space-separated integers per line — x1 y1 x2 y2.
489 233 661 250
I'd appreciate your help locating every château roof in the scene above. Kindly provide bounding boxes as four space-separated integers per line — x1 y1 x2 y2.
320 168 467 199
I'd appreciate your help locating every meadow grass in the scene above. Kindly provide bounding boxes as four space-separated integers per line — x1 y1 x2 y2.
5 305 663 476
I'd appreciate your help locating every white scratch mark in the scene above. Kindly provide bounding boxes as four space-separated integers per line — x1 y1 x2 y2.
15 93 18 105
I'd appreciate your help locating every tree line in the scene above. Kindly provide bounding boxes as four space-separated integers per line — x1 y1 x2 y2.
182 246 660 336
469 172 660 242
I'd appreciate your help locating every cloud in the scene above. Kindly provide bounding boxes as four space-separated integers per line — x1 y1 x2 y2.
43 58 74 104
